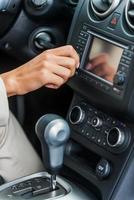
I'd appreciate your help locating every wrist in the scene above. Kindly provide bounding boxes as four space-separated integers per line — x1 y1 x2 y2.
1 71 18 97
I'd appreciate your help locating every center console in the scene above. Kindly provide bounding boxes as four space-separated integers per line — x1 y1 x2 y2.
0 114 93 200
0 172 93 200
0 1 134 200
64 0 134 200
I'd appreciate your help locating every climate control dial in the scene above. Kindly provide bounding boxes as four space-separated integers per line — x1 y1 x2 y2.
69 106 85 125
107 127 125 148
91 116 103 128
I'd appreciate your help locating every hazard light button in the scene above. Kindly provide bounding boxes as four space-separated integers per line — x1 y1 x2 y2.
109 13 121 29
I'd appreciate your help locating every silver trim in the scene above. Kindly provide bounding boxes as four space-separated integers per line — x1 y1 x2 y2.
51 174 57 190
91 0 121 18
0 172 91 200
107 127 125 147
68 0 78 6
88 31 127 49
69 106 85 125
125 0 134 30
91 117 102 128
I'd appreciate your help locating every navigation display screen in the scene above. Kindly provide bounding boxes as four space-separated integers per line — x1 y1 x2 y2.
84 37 123 83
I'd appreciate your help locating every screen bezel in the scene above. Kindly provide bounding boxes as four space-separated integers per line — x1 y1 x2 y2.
80 32 127 86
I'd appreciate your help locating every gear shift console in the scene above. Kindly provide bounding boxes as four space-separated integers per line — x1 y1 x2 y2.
0 114 93 200
35 114 70 190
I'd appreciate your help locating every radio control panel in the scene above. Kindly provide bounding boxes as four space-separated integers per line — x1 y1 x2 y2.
74 23 134 99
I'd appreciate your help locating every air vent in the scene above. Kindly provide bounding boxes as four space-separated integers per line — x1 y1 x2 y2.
91 0 121 19
65 0 79 6
125 0 134 30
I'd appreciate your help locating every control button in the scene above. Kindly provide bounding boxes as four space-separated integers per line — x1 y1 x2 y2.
123 51 133 59
129 46 134 52
82 25 88 31
96 138 102 144
114 71 126 86
96 159 111 179
107 127 125 147
69 106 85 125
102 140 107 147
125 60 131 65
11 183 33 196
91 116 103 128
91 133 97 141
120 58 126 63
123 51 128 56
120 57 131 65
112 120 116 125
79 31 89 40
32 180 50 196
78 38 86 46
109 13 120 29
120 66 129 73
79 31 85 37
85 131 92 139
104 128 110 134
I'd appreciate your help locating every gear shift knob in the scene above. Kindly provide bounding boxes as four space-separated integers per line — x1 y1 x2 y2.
35 114 70 175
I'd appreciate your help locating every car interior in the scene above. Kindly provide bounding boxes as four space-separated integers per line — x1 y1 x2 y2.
0 0 134 199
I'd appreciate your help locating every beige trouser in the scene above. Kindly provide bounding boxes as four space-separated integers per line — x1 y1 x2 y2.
0 78 44 182
0 112 44 182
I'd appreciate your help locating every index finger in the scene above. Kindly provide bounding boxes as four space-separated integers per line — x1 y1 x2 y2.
46 45 80 68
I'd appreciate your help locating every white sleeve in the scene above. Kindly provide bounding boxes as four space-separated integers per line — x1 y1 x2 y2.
0 77 9 127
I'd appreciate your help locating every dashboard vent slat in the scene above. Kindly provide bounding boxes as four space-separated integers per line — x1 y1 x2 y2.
91 0 121 19
128 10 134 18
125 0 134 30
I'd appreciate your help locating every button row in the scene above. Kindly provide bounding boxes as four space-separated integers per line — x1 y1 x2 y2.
79 31 89 40
120 57 131 66
123 50 134 59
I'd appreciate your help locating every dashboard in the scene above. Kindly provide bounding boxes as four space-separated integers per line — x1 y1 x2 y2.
64 1 134 200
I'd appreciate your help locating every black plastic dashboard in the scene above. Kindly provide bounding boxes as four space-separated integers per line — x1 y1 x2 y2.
64 1 134 200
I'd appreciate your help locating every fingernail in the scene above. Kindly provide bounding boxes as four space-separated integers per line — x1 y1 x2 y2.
76 64 80 69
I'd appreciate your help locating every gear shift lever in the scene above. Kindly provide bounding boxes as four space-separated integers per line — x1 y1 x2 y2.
35 114 70 190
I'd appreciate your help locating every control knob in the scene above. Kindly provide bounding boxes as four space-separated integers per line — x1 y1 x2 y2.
91 116 103 128
69 106 85 125
107 127 125 148
96 159 111 179
114 71 126 86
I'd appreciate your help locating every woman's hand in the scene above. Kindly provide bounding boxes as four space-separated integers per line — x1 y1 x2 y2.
1 45 79 97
